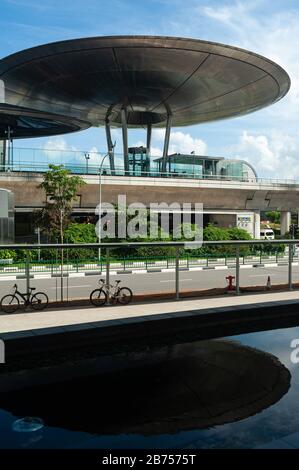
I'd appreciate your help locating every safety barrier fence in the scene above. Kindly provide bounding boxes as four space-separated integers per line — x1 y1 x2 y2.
2 158 299 186
0 251 297 276
0 240 298 304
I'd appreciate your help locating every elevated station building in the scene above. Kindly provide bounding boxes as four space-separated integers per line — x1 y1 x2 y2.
0 35 295 241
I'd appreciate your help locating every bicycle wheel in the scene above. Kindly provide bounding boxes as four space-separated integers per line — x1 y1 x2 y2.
31 292 49 311
0 294 19 313
90 288 107 307
117 287 133 305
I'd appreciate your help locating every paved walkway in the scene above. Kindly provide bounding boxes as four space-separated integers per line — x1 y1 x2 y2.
1 290 299 335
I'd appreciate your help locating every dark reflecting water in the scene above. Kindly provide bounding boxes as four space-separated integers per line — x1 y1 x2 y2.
1 324 299 449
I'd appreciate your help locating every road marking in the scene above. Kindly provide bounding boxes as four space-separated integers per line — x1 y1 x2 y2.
249 274 280 278
160 278 193 283
51 285 91 289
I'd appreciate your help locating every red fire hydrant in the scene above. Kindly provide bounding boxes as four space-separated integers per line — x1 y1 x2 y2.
226 275 236 291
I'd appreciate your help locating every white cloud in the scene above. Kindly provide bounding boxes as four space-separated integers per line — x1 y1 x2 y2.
197 0 299 179
42 138 77 160
152 130 207 155
200 1 299 118
150 146 163 157
203 6 234 24
229 130 299 179
132 139 163 157
85 146 101 165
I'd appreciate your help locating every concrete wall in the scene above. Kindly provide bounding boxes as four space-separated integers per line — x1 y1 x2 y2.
1 172 299 212
0 173 299 212
0 188 14 243
2 172 299 241
209 213 236 228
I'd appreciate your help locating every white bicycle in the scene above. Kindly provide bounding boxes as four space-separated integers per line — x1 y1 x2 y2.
90 279 133 306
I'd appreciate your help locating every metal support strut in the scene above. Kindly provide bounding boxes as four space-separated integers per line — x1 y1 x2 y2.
162 114 172 173
105 119 115 172
121 107 129 173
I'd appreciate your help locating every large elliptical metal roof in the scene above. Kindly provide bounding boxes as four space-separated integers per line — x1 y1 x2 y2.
0 104 89 139
0 35 290 129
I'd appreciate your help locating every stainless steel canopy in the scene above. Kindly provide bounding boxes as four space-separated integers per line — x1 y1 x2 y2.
0 36 290 128
0 104 90 139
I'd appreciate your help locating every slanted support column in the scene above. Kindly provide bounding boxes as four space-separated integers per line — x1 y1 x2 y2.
281 211 291 236
121 107 129 173
254 210 260 239
162 114 172 173
146 123 152 156
0 140 6 169
105 119 115 172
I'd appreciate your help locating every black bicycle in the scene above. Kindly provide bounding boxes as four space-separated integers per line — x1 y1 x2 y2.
90 279 133 306
0 284 49 313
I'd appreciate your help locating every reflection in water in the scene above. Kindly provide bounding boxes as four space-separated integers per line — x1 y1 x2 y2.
12 417 44 433
0 339 291 437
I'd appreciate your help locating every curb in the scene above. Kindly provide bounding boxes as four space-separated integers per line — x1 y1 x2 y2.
0 262 290 280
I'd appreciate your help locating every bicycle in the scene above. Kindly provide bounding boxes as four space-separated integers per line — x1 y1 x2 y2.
0 284 49 313
90 279 133 306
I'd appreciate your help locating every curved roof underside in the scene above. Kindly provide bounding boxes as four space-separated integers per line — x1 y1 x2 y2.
0 104 90 139
0 36 290 128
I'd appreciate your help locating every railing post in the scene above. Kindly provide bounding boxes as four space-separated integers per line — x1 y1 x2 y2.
175 246 180 300
25 250 30 295
236 246 240 295
289 243 293 290
60 247 64 303
106 248 110 304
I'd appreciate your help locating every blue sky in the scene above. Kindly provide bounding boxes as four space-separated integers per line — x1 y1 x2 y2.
1 0 299 178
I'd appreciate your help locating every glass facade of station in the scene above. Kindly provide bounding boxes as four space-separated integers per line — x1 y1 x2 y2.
0 142 257 182
154 154 257 181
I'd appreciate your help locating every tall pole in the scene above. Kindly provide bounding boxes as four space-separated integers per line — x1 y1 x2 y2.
85 153 90 174
289 241 293 290
98 153 109 261
175 246 180 300
146 123 152 155
162 114 172 173
60 209 64 302
236 246 240 295
121 107 129 174
25 250 30 295
37 227 41 262
6 127 11 168
0 140 6 170
105 119 115 172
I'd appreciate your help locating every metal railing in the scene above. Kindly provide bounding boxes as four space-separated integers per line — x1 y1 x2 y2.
0 239 298 303
0 251 296 276
1 160 299 186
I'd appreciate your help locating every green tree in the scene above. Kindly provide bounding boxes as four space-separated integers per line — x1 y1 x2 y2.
35 164 86 243
264 211 280 224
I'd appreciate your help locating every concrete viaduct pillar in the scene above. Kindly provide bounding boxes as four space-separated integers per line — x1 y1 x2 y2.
280 211 291 236
254 210 260 239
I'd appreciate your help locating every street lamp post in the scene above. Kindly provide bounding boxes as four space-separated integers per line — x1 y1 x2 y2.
84 153 90 174
98 153 110 261
4 126 13 170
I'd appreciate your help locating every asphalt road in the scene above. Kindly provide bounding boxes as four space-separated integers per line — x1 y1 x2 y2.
0 265 298 302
